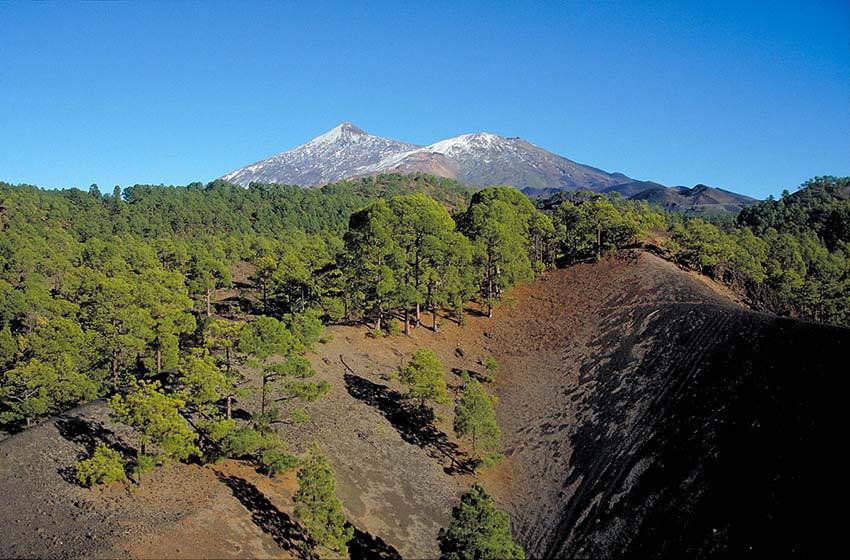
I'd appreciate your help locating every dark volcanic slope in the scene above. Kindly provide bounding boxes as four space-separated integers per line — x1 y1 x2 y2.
630 183 757 212
487 252 842 558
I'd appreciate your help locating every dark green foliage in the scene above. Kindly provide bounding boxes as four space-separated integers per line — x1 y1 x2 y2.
454 379 502 468
238 316 295 360
177 350 234 411
661 177 850 323
294 445 354 556
218 425 298 476
2 173 849 437
203 318 244 420
0 317 99 426
460 188 535 318
238 314 328 420
438 483 525 560
552 195 661 262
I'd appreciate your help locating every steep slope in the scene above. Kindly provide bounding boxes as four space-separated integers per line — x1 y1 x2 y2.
220 123 419 187
1 252 840 558
363 133 633 191
630 184 757 212
485 252 841 557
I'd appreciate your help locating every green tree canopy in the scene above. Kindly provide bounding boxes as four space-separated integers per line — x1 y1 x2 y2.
293 445 354 556
399 348 448 407
108 379 199 474
438 483 525 560
454 379 502 467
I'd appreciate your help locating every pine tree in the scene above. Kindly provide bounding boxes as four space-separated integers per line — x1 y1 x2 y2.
399 348 447 408
453 379 502 467
238 314 328 420
0 357 97 427
204 318 244 419
293 445 354 556
438 483 525 560
342 199 402 330
108 379 199 481
177 350 233 412
460 188 535 318
75 270 154 390
139 268 196 374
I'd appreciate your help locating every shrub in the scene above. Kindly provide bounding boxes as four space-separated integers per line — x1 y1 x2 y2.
221 425 298 477
260 446 300 476
75 443 127 487
483 356 499 381
221 426 267 458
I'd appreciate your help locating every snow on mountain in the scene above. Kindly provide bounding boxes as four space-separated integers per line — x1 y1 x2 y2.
221 123 632 191
364 132 631 191
220 122 420 187
218 123 757 208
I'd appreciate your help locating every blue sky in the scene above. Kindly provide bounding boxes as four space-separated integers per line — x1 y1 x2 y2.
1 1 847 199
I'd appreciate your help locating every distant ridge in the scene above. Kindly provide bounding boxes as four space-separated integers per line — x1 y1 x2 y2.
630 184 757 213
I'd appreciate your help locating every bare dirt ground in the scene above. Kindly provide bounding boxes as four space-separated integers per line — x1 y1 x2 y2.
1 251 844 558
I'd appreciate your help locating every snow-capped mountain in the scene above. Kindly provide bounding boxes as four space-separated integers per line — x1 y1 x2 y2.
363 132 632 191
221 122 633 191
220 122 419 187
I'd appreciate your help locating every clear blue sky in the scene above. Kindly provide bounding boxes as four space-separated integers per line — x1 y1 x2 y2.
1 0 848 199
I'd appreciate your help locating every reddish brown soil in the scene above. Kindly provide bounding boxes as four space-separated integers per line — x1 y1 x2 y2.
1 251 843 558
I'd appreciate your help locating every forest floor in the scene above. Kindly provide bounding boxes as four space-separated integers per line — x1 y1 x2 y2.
1 250 844 558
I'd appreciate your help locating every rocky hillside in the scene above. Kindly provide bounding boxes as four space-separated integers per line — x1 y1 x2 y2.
630 183 757 213
1 251 837 558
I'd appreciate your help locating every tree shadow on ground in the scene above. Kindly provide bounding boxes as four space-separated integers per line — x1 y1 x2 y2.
349 526 402 560
54 414 137 484
216 472 311 558
341 361 475 475
231 407 252 421
451 367 491 385
214 295 261 318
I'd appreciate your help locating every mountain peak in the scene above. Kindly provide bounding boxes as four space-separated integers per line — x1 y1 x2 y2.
221 123 418 187
308 122 368 146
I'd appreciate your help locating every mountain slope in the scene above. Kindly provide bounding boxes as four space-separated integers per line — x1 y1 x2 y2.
221 123 419 187
488 252 840 557
220 124 759 208
220 124 636 191
630 184 757 212
363 133 632 191
1 251 840 558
